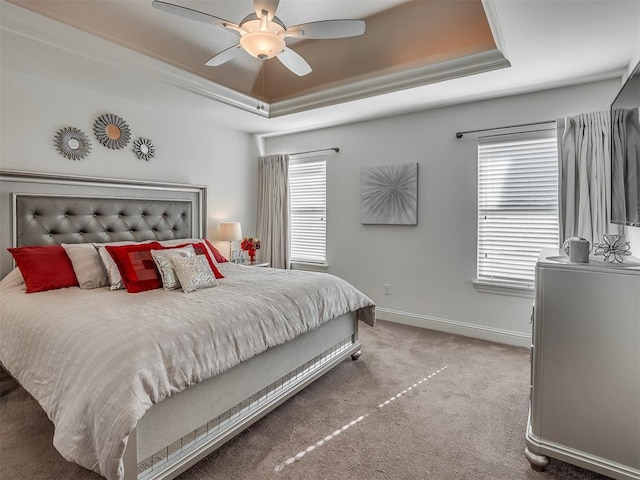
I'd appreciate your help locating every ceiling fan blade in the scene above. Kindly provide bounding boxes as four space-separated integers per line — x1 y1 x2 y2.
276 47 312 76
152 0 234 28
254 0 279 20
286 20 365 39
205 44 243 66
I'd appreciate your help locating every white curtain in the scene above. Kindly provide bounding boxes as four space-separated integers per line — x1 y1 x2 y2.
558 111 622 246
256 154 290 269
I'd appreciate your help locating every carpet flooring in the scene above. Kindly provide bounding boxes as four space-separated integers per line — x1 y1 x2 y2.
0 320 613 480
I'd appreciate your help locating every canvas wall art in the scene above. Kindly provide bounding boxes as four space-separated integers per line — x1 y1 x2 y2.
360 163 418 225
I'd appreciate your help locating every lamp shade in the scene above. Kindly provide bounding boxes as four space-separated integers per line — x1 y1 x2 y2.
218 222 243 241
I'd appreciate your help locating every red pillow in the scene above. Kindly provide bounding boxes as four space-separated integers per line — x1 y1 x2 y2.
204 239 228 263
105 242 164 293
8 245 79 293
173 242 224 279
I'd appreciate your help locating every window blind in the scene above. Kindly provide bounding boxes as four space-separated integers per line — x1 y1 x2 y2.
477 131 559 289
289 155 327 264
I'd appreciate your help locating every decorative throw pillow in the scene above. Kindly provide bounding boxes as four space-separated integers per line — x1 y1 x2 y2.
160 238 227 266
62 243 108 289
95 240 154 290
171 241 225 279
150 245 195 290
7 245 79 293
171 255 218 293
105 242 163 293
204 238 228 263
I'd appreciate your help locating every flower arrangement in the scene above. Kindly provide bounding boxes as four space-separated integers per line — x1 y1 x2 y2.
241 237 261 263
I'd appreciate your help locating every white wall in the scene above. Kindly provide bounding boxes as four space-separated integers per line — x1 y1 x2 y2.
265 79 621 345
0 67 259 248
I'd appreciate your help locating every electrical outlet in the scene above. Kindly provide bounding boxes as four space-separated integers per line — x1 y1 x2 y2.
384 283 391 295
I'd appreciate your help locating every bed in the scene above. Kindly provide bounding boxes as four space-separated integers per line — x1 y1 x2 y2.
0 170 375 480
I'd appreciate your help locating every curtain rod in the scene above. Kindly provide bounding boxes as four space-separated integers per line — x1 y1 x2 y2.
455 121 555 139
290 147 340 156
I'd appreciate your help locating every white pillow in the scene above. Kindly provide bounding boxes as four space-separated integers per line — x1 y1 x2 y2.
96 245 126 290
62 243 108 289
171 255 217 293
150 245 195 290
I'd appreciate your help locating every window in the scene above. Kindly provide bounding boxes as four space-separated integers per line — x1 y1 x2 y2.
477 131 559 291
289 155 327 264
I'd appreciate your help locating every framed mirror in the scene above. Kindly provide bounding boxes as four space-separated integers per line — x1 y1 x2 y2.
94 113 131 150
54 127 92 161
133 137 156 161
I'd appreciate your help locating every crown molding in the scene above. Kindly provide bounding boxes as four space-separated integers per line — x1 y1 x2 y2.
482 0 509 61
269 49 510 118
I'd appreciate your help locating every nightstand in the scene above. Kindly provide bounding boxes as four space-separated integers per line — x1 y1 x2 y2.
246 261 269 267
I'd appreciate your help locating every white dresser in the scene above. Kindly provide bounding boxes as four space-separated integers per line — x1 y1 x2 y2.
525 249 640 480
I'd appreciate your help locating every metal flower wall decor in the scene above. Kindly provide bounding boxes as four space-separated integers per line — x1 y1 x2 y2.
94 113 131 150
133 137 156 161
54 127 92 161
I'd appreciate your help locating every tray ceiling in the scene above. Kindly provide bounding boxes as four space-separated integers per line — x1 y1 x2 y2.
6 0 508 116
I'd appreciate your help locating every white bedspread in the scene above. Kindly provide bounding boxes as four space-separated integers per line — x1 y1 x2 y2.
0 263 375 480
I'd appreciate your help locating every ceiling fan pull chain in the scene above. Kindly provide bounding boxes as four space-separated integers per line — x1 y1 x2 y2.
258 64 265 111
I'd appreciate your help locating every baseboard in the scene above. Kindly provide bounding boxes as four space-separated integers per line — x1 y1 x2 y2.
376 307 531 347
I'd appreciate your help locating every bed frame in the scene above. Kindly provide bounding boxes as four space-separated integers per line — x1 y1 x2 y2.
0 170 362 480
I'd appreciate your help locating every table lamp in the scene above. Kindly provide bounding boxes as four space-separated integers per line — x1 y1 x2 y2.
218 222 242 261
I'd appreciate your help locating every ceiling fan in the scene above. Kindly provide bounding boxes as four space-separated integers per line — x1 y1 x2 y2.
152 0 366 76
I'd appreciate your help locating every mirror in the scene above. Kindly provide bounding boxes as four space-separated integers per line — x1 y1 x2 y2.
105 124 121 140
611 61 640 226
67 138 80 150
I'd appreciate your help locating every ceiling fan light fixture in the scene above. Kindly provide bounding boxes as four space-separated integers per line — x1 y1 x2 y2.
154 1 365 76
241 31 285 59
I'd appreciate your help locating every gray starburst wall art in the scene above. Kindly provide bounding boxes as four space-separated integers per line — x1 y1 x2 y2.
360 163 418 225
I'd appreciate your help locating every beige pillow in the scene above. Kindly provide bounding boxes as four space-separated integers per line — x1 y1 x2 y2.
171 255 217 293
150 245 195 290
62 243 108 289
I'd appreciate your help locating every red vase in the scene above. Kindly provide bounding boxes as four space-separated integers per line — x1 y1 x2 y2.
248 248 256 263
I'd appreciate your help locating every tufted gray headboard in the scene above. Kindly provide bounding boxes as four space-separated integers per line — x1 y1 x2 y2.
15 195 193 246
0 171 207 277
